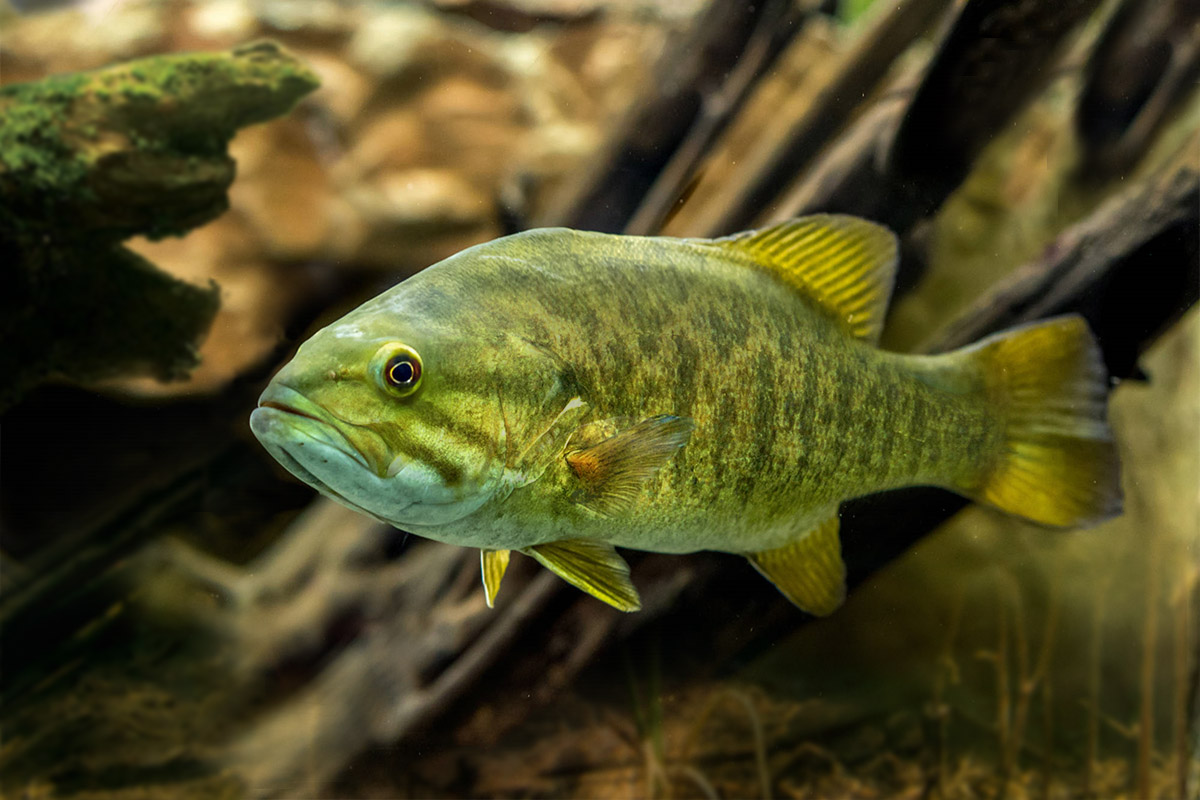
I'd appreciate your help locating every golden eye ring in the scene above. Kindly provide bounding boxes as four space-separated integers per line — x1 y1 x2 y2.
371 343 423 397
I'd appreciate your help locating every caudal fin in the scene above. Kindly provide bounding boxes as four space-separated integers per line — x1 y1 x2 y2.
961 315 1122 528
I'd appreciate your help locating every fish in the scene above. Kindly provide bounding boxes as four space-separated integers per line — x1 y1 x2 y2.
249 215 1122 615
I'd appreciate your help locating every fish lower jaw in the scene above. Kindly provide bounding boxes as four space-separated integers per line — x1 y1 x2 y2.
379 490 496 528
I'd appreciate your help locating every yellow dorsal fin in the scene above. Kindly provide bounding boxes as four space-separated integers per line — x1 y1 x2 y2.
747 511 846 616
711 214 898 343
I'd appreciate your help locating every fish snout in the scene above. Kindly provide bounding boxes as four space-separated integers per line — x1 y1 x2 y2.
251 383 374 471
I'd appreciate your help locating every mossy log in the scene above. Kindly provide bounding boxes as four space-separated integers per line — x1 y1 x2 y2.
0 41 319 409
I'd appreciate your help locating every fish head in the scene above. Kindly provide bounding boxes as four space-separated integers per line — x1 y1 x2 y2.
249 307 509 528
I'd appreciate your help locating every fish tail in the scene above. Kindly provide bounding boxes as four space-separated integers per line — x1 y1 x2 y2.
959 315 1122 527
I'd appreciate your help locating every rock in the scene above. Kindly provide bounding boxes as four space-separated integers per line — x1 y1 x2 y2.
292 47 373 126
228 116 336 261
0 3 168 82
345 5 451 80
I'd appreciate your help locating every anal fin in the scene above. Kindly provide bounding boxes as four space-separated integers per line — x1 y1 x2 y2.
524 540 641 612
480 549 510 608
748 512 846 616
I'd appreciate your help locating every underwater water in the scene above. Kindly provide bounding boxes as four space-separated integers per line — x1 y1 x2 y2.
1 1 1197 798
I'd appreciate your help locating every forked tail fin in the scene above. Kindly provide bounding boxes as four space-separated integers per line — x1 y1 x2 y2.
960 315 1122 527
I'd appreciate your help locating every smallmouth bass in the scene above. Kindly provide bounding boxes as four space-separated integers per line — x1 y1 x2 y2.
250 216 1122 614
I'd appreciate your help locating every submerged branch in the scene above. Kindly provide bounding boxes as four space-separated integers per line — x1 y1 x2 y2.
539 0 803 233
692 0 951 237
919 151 1200 375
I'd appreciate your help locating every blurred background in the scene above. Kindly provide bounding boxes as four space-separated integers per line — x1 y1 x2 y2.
1 0 1197 797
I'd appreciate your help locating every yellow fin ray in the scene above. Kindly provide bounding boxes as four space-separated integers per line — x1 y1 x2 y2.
711 214 898 343
566 415 693 516
524 540 641 612
958 315 1122 527
480 549 510 608
748 512 846 616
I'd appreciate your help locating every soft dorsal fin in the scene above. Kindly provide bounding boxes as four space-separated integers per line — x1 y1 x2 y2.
747 511 846 616
710 214 898 343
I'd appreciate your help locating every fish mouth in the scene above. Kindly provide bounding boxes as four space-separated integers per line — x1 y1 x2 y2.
251 382 494 526
253 384 371 471
250 386 407 519
260 400 325 424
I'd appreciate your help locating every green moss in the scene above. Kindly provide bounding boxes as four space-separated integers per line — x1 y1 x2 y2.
0 41 319 236
0 94 89 193
0 41 319 407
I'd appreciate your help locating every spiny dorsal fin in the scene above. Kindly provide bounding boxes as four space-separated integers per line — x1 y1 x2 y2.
711 214 898 343
524 540 641 611
747 511 846 616
480 549 510 608
566 415 693 517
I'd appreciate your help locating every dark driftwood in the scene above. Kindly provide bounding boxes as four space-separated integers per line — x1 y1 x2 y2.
538 0 801 233
690 0 952 237
596 149 1200 672
622 0 812 235
919 157 1200 367
883 0 1103 224
835 151 1199 593
1075 0 1200 175
770 0 1103 238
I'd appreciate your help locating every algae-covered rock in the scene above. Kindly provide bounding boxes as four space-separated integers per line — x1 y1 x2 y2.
0 41 318 409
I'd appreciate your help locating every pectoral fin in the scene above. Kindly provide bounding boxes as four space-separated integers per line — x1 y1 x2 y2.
524 540 641 612
480 549 510 608
566 415 693 516
748 512 846 616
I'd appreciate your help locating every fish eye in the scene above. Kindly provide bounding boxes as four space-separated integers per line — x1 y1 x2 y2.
387 357 418 387
371 343 423 397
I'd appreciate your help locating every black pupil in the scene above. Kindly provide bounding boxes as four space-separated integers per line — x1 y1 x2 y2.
388 358 415 386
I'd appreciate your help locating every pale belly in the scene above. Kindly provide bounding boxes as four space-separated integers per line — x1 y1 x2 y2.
408 483 833 556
